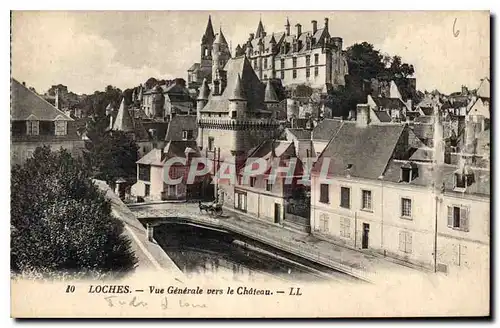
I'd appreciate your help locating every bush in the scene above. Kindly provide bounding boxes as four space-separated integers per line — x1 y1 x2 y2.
11 146 137 278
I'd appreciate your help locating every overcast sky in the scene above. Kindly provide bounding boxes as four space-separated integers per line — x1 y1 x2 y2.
11 11 489 95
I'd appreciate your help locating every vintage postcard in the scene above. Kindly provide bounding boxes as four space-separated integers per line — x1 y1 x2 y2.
10 10 490 318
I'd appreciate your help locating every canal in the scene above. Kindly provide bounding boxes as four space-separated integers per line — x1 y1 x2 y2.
151 221 359 283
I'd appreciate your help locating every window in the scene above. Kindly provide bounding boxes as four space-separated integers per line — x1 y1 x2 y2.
447 206 469 231
401 198 412 218
250 177 256 187
340 217 350 238
280 59 285 69
340 187 350 209
55 121 67 136
280 70 285 79
231 111 237 119
399 231 412 253
264 58 268 69
138 164 151 182
306 55 311 66
145 184 151 197
168 185 176 196
293 70 297 79
182 130 193 140
319 184 329 204
235 192 247 212
454 172 474 189
314 54 319 65
26 150 34 159
306 68 310 78
26 120 39 135
266 180 272 192
208 137 215 151
254 59 258 69
292 57 297 68
401 167 414 182
361 190 372 210
314 66 319 77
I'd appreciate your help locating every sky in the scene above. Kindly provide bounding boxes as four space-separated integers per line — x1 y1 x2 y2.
11 11 490 95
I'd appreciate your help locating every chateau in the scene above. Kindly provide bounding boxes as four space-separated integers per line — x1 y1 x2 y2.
188 16 349 94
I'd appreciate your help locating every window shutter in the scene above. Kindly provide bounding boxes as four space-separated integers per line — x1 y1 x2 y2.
460 207 469 232
407 233 412 253
399 231 405 252
447 206 453 227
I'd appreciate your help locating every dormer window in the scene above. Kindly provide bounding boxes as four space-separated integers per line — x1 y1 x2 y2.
26 120 39 136
401 162 418 183
55 120 67 136
454 171 474 189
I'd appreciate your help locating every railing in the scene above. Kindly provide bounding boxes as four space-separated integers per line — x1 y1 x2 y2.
134 206 372 282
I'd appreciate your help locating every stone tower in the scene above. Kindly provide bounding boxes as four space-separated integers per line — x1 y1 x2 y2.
212 28 231 95
200 15 216 75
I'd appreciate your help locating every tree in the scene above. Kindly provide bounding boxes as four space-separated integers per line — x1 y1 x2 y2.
11 146 137 278
84 131 139 184
144 77 159 90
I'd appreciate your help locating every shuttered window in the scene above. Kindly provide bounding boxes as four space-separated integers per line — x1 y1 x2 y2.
447 205 469 232
399 231 412 253
319 184 329 203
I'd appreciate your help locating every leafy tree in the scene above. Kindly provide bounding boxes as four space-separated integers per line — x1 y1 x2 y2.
11 146 137 278
84 131 139 184
144 77 159 90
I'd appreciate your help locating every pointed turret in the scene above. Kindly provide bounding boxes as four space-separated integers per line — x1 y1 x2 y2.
264 80 279 103
202 15 216 44
235 44 242 56
198 78 210 101
217 27 228 45
112 98 135 133
285 17 291 36
229 74 246 101
256 18 265 38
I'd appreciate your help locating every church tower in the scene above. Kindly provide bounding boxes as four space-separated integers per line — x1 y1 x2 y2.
200 15 216 70
212 28 231 95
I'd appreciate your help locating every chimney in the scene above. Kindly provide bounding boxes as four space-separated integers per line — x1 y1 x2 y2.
356 104 370 127
22 81 26 86
324 17 329 31
465 116 476 151
295 23 302 36
311 20 318 34
285 23 290 36
55 88 60 109
461 85 468 96
249 33 255 41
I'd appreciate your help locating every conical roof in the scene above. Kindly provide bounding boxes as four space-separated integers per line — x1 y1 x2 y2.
202 15 215 44
214 29 228 45
229 74 246 101
198 78 210 100
256 18 265 38
112 98 135 132
264 79 279 103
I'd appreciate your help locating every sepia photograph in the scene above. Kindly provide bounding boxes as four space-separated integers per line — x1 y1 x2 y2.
9 9 491 318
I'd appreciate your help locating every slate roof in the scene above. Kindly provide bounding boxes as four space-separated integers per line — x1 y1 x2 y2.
142 121 170 140
112 99 135 133
476 78 490 98
137 140 200 166
200 56 265 113
311 122 406 179
188 63 201 71
287 128 312 140
164 115 198 141
384 160 490 197
372 110 392 123
11 79 73 121
372 97 406 110
311 119 344 141
264 79 279 103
